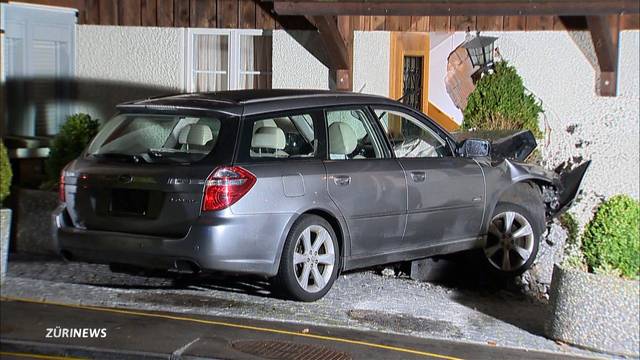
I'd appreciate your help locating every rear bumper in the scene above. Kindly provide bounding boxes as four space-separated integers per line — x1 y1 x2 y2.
54 205 294 277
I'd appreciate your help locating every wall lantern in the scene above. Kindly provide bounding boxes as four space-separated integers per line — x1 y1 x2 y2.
463 31 498 77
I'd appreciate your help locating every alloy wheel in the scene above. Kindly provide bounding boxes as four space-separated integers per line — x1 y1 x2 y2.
293 225 335 293
484 211 535 272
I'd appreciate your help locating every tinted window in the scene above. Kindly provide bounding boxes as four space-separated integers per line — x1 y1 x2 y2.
245 112 319 160
86 114 225 163
374 109 451 158
326 109 384 160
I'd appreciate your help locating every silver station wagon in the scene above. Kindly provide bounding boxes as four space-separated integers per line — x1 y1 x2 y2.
55 90 589 301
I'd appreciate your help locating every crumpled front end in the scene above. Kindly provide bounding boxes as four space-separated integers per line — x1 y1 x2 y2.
471 130 592 219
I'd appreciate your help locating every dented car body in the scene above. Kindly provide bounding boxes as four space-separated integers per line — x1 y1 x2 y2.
54 90 590 301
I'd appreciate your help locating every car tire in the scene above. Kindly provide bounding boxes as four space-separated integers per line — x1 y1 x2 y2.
482 186 545 276
273 214 340 302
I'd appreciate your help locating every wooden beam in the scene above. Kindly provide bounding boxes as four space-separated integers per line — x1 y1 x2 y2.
587 15 619 96
273 1 639 17
309 15 350 70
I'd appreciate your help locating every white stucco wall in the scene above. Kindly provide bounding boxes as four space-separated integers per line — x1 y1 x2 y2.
75 25 184 119
272 30 329 89
273 30 391 95
76 25 184 88
488 30 640 225
353 31 390 96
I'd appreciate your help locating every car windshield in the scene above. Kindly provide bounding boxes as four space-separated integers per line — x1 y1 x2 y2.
86 113 226 163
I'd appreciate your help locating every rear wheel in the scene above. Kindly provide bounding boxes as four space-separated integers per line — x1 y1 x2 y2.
274 215 339 302
482 188 544 276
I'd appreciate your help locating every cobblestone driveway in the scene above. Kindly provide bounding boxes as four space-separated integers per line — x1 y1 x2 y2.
3 255 597 358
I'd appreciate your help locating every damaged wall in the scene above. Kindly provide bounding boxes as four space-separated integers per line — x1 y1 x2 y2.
489 30 640 226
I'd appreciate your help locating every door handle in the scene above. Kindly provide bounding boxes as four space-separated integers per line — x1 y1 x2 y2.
410 171 427 182
333 175 351 186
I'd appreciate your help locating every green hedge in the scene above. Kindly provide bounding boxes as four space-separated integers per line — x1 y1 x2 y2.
462 61 543 138
582 195 640 279
45 113 100 186
0 140 12 204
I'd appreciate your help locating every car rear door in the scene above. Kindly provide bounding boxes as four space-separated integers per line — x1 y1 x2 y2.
372 106 485 248
322 107 408 258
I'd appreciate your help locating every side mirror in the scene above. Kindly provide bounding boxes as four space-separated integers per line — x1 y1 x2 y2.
458 138 491 157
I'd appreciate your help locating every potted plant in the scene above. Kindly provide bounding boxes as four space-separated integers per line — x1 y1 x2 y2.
546 195 639 356
1 140 13 284
14 113 99 255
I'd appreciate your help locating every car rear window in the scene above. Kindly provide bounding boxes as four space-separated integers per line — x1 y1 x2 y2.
86 113 228 163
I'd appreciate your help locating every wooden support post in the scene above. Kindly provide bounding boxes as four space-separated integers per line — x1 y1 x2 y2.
307 15 352 91
587 15 620 96
335 69 351 91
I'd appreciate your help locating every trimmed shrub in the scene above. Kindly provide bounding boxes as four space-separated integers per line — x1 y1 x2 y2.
45 113 100 186
462 61 543 138
582 195 640 279
0 140 12 204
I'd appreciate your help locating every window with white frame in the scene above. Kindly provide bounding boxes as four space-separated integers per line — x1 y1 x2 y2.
187 29 272 92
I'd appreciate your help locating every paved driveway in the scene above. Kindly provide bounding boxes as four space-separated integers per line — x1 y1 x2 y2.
2 255 599 358
1 298 595 360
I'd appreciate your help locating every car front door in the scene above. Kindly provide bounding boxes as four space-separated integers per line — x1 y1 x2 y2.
323 107 408 259
372 106 485 249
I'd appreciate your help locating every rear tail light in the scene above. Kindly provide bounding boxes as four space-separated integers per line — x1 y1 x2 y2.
59 171 66 203
202 166 256 211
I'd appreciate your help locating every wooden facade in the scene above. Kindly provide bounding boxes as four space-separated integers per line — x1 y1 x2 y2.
4 0 638 95
62 1 639 31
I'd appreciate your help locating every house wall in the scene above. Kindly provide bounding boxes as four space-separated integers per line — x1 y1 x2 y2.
71 24 639 228
488 30 640 225
75 25 184 120
353 31 390 97
272 30 329 90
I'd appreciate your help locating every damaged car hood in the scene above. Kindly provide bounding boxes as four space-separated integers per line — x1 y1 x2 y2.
454 129 591 216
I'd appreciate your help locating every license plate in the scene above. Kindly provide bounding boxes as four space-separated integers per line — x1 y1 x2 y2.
110 189 149 216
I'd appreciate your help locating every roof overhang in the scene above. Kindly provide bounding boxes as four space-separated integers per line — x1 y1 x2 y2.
272 0 640 16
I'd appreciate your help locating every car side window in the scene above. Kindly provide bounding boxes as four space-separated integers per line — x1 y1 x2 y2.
326 109 384 160
247 112 318 159
374 109 452 158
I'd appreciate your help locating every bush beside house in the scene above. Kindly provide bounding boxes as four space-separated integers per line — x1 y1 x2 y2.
44 113 100 189
462 61 543 138
1 140 13 284
15 113 100 255
582 195 639 279
547 195 640 356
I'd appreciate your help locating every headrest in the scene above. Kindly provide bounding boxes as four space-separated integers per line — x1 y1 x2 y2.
178 125 191 144
251 126 286 150
253 119 277 134
329 122 357 155
183 124 213 146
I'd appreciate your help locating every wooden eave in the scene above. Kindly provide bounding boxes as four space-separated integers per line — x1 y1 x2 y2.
272 0 640 17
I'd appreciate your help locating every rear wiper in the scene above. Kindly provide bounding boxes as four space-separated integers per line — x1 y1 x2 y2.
91 153 143 163
146 148 182 158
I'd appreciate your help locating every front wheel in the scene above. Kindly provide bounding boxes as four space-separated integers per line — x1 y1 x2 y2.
273 215 339 302
482 201 543 276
